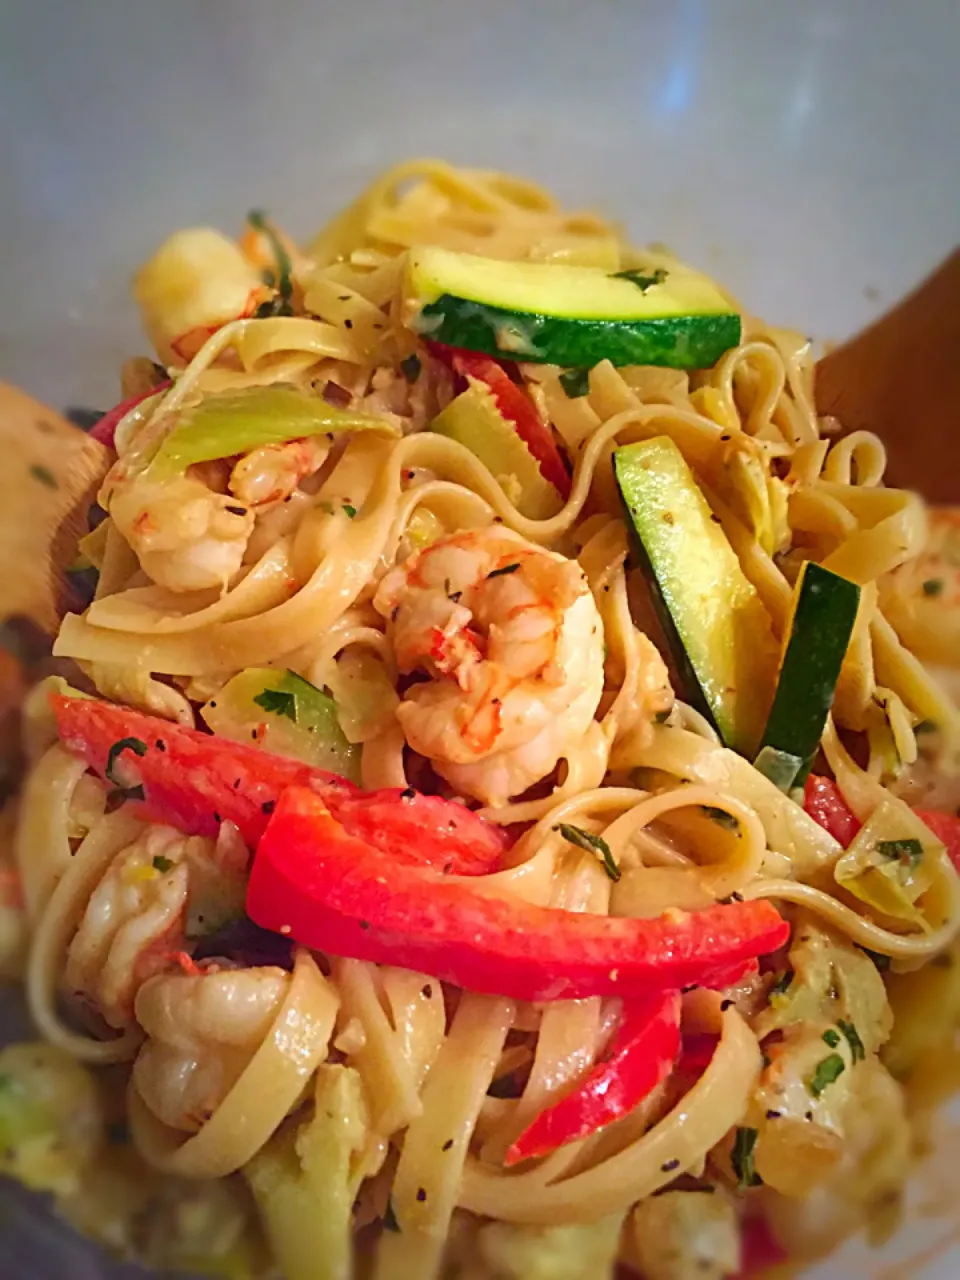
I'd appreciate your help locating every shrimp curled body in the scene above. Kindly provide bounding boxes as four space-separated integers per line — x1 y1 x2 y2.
374 527 605 806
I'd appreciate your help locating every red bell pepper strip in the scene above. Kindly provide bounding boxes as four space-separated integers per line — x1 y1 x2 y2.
804 774 960 872
734 1215 787 1278
504 990 682 1166
914 809 960 872
51 695 507 876
802 774 862 847
89 382 173 449
431 345 572 498
247 787 790 1003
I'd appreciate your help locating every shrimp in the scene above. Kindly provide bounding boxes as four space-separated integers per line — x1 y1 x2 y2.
132 965 290 1132
65 823 248 1030
373 527 605 806
104 436 328 593
228 436 330 511
107 470 255 594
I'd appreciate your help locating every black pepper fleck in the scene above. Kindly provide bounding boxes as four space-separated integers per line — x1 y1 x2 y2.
442 1139 453 1152
661 1158 680 1172
344 318 353 329
416 1188 427 1203
261 800 276 816
155 740 166 752
400 787 416 800
720 999 734 1011
765 1109 781 1119
359 920 371 931
422 984 433 998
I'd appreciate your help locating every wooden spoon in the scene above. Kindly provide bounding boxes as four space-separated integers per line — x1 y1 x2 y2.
815 247 960 502
0 383 109 635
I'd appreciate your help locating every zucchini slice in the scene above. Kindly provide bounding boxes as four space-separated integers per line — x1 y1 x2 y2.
406 247 741 370
614 437 778 755
758 561 860 785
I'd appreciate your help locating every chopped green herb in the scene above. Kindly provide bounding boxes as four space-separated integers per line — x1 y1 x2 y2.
822 1028 841 1048
809 1053 845 1097
559 368 590 398
875 837 924 867
382 1199 401 1233
486 563 521 579
105 737 148 787
341 503 357 519
731 1127 762 1188
837 1018 865 1063
30 463 58 489
922 578 944 597
554 823 621 883
769 970 793 998
253 688 298 723
152 855 174 874
400 354 422 383
700 805 740 832
246 209 294 311
611 267 668 293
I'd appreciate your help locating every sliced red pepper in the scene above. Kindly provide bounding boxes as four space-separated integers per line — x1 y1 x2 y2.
431 344 572 498
734 1215 787 1278
89 381 173 449
804 776 960 869
504 990 682 1166
802 774 862 847
247 787 790 1003
51 695 507 875
914 809 960 872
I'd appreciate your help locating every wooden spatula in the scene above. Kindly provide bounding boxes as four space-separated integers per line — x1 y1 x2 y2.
0 383 109 635
815 247 960 503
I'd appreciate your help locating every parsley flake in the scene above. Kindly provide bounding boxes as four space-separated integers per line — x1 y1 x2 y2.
342 503 357 519
922 578 944 597
105 737 148 787
875 837 923 867
247 209 294 312
152 855 174 874
837 1018 865 1063
809 1053 845 1098
253 688 298 723
769 970 793 998
554 822 621 882
610 266 668 293
559 368 590 398
822 1027 841 1048
700 805 740 832
731 1127 762 1187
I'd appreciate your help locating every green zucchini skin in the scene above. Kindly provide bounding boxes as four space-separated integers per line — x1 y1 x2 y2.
415 296 741 370
759 561 860 784
613 437 777 756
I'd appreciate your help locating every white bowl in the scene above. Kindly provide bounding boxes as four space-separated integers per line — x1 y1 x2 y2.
1 2 958 1276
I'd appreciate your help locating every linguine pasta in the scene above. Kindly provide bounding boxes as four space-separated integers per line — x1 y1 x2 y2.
3 159 960 1280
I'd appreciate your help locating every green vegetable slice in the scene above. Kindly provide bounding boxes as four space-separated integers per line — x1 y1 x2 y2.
406 246 741 370
147 385 397 479
613 436 778 755
758 561 860 785
202 668 360 782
